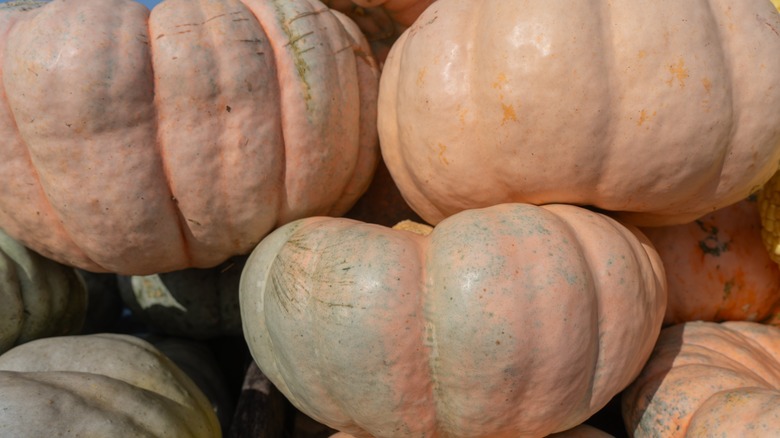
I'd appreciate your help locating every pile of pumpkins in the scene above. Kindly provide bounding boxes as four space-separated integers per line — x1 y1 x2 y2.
2 0 780 436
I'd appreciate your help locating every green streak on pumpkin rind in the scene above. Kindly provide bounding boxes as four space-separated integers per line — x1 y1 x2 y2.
696 220 729 257
0 0 48 11
272 0 314 110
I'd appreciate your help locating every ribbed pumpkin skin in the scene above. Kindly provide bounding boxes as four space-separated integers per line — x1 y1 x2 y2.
641 197 780 325
0 228 86 354
378 0 780 227
622 321 780 438
240 203 666 438
0 333 221 437
0 0 379 275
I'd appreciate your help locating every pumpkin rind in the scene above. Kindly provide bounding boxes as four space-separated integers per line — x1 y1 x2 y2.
0 333 221 437
641 197 780 325
378 0 780 226
0 0 379 275
0 228 87 354
240 203 666 437
622 321 780 437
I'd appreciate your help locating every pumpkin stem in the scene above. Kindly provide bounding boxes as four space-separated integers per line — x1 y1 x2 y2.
392 219 433 236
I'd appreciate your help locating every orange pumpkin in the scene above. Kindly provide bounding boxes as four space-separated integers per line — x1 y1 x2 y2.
240 203 666 437
641 196 780 325
0 0 379 275
622 321 780 437
377 0 780 227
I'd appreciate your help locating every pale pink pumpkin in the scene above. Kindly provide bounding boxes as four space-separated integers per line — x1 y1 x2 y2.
240 203 666 437
0 0 379 275
622 321 780 437
378 0 780 227
640 197 780 325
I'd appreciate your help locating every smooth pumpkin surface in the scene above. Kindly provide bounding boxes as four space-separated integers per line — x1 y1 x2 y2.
378 0 780 226
0 333 221 437
0 228 86 354
641 196 780 325
240 203 666 437
622 321 780 437
146 335 236 434
0 0 379 275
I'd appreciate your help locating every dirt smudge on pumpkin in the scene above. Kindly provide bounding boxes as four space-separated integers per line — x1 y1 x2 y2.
417 67 427 86
501 103 517 125
636 109 656 127
666 58 689 88
437 143 449 165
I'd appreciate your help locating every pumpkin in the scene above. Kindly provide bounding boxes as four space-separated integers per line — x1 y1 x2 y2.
0 227 87 354
0 333 221 437
240 203 666 437
330 424 614 438
118 255 246 339
622 320 780 437
377 0 780 227
641 196 780 325
146 335 237 434
321 0 436 65
321 0 401 65
0 0 379 275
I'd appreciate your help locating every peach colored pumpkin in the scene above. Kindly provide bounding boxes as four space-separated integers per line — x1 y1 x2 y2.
0 0 379 275
641 196 780 325
240 203 666 437
330 424 614 438
622 321 780 437
378 0 780 227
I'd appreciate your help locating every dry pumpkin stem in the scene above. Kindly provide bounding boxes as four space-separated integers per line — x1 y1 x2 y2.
391 219 433 235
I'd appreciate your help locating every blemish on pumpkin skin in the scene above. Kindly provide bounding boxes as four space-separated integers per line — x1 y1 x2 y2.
637 109 656 126
666 58 689 88
417 67 427 86
501 103 518 125
702 78 712 94
438 143 449 165
492 72 508 89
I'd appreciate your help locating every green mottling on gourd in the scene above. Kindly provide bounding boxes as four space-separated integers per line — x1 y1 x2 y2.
273 0 315 109
697 220 729 257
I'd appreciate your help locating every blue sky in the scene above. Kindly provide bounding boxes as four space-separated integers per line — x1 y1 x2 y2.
136 0 162 10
